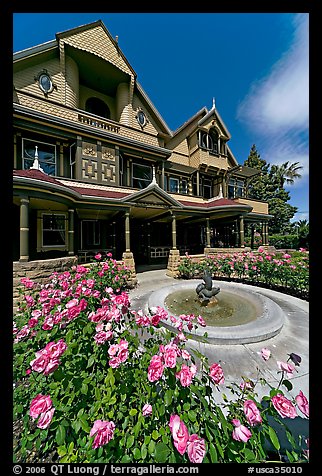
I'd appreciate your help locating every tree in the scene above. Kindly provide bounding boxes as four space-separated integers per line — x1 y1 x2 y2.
269 161 303 189
243 146 301 234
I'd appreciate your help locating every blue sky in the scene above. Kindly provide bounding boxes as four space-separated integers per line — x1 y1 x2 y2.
13 13 309 223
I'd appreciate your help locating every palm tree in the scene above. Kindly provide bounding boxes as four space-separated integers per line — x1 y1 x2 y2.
270 161 303 189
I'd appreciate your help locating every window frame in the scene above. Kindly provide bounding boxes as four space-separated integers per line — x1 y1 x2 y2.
132 162 152 189
38 212 67 251
22 138 57 176
81 220 101 249
169 177 179 193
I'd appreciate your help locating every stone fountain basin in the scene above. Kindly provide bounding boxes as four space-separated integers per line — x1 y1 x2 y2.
148 280 285 344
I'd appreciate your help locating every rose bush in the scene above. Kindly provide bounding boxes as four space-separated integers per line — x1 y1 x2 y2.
13 254 309 463
178 249 309 299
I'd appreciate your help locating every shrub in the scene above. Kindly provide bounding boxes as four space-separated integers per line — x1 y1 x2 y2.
13 255 309 463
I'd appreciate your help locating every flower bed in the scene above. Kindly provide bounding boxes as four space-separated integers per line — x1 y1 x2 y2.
13 254 309 463
177 248 309 300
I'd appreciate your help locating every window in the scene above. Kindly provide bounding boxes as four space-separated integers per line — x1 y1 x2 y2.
203 178 212 199
228 178 245 198
181 179 188 194
199 130 218 154
81 220 100 248
35 70 55 96
42 214 66 247
23 139 56 175
132 163 152 189
136 110 148 128
85 97 110 119
169 177 179 193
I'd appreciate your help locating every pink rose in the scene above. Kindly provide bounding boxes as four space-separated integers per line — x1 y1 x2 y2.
30 353 49 373
142 404 152 417
186 434 206 463
244 399 262 426
258 347 271 361
45 339 67 359
29 394 53 419
43 358 60 376
209 362 225 385
271 394 297 419
169 415 189 455
163 344 177 368
176 364 196 387
232 419 252 443
277 361 295 378
295 391 309 418
196 315 206 327
90 420 115 449
37 407 55 429
147 355 164 382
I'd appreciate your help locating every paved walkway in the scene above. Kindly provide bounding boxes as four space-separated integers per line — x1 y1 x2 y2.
128 269 309 403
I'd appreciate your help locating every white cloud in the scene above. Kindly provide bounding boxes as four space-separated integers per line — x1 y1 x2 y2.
237 13 309 176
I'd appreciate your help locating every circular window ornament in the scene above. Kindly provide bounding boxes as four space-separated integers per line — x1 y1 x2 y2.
35 71 55 96
136 110 148 128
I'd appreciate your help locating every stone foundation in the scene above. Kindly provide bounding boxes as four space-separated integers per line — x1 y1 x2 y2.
13 256 77 313
121 251 138 287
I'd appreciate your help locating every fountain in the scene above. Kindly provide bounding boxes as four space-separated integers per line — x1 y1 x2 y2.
148 270 285 344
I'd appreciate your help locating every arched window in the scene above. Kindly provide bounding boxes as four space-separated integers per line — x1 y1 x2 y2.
199 129 219 154
85 97 110 119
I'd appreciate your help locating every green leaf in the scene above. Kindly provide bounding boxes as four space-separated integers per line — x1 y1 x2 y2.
121 454 132 463
87 355 95 368
244 448 256 461
148 440 155 455
282 379 293 391
209 442 218 462
129 408 138 417
81 383 88 395
132 447 141 460
141 444 147 460
79 416 90 433
188 409 197 422
126 435 134 449
154 442 170 463
164 389 173 406
55 425 66 446
152 429 160 440
268 426 280 451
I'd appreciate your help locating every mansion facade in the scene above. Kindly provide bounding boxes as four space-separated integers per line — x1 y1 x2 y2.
13 19 271 278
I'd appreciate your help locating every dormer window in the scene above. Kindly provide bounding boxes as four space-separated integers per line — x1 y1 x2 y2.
199 130 219 154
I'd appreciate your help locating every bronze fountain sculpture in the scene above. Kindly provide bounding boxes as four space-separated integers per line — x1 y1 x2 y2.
196 270 220 305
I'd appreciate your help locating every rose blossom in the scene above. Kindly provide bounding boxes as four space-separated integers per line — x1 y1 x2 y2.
277 360 295 378
232 419 252 443
90 420 115 449
142 403 152 417
147 355 164 382
271 394 297 419
209 362 225 385
258 347 271 361
29 394 53 419
176 364 197 387
169 414 189 455
163 344 177 368
295 391 309 418
37 407 55 429
186 434 206 463
244 399 262 426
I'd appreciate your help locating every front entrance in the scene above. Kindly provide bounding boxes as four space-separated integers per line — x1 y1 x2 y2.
131 220 172 266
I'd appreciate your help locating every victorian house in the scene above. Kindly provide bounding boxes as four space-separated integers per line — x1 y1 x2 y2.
13 20 270 279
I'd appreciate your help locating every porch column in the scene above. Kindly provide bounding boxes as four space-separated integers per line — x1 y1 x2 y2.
19 197 29 262
125 211 131 252
239 216 245 248
171 214 177 249
167 213 180 278
68 208 75 256
112 221 116 257
234 219 239 247
147 222 151 262
122 210 137 286
262 222 269 246
206 218 211 248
